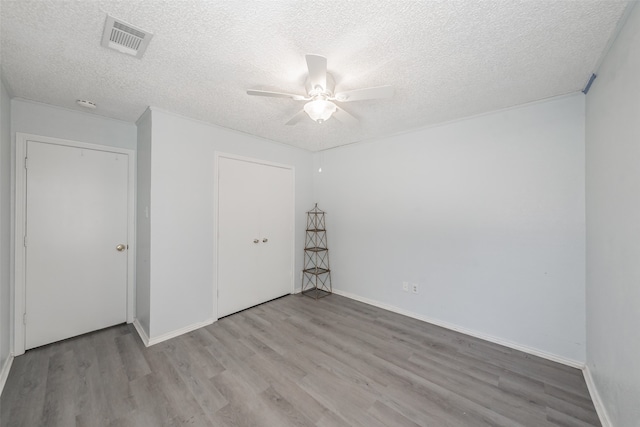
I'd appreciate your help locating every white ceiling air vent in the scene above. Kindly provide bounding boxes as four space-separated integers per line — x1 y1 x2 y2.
101 15 153 59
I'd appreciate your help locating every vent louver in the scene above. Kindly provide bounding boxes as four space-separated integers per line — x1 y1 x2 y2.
101 15 153 59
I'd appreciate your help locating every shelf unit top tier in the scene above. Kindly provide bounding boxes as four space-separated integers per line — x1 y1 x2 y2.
306 204 326 231
306 203 325 215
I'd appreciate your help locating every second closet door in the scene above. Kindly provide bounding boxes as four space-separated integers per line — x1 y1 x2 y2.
217 156 294 318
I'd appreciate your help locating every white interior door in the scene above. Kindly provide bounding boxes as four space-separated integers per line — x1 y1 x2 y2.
256 163 295 301
217 156 293 318
25 141 129 349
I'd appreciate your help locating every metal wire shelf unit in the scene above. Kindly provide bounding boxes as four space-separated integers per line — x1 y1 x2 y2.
301 203 332 299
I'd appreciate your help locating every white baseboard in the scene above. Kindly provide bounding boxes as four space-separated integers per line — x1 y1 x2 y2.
331 289 585 370
0 355 14 396
583 365 612 427
132 318 151 347
134 318 215 347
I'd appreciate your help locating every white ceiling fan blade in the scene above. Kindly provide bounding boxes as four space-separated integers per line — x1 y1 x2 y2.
247 90 308 101
285 110 307 126
333 107 359 125
306 54 327 91
333 85 394 102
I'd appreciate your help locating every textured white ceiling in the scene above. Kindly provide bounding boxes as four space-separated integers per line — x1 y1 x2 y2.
0 1 631 151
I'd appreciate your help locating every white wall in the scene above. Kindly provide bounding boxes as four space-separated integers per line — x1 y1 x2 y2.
315 94 586 363
135 109 152 335
144 108 314 339
11 99 136 150
8 100 137 354
0 78 12 383
585 3 640 426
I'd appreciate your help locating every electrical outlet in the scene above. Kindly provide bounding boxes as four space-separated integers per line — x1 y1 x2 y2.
412 283 419 294
402 282 409 292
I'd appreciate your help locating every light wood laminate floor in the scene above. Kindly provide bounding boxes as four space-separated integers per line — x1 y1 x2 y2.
1 294 600 426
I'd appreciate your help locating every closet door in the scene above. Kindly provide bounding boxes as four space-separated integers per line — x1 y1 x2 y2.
217 156 294 318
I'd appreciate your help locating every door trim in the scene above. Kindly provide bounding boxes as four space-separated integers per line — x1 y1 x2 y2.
14 133 136 356
213 152 295 320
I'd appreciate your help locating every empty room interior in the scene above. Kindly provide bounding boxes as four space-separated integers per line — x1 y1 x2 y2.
0 1 639 426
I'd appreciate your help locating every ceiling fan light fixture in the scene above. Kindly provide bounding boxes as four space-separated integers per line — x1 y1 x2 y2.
304 99 337 123
247 54 391 126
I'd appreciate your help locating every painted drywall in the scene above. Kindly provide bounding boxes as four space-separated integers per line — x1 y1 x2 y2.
0 79 12 379
135 109 152 336
314 94 586 362
11 99 136 150
585 3 640 426
144 108 314 338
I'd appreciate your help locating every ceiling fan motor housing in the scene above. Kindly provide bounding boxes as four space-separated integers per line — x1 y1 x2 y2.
306 73 335 97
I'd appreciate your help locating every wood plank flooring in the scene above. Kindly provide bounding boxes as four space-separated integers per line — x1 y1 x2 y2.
1 294 600 426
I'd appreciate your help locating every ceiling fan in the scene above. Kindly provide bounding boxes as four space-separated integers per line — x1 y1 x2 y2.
247 54 394 125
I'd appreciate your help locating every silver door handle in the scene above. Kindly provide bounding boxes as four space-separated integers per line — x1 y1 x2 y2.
253 239 260 244
116 244 126 252
262 238 268 243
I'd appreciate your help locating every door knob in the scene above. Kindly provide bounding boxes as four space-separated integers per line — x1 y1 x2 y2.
253 239 260 244
262 238 268 243
116 244 126 252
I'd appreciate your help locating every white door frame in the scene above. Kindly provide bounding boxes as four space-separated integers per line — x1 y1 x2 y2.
213 152 295 321
14 133 136 356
